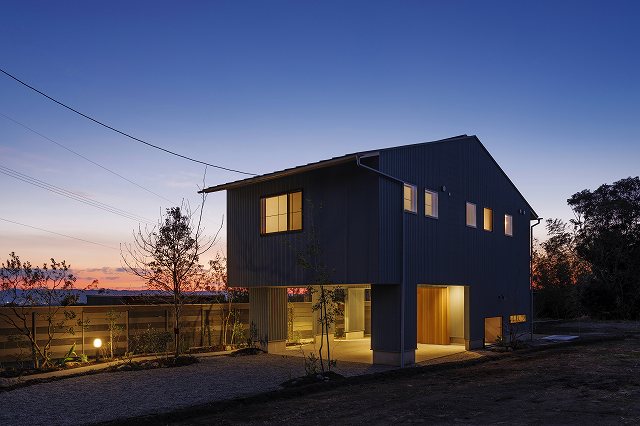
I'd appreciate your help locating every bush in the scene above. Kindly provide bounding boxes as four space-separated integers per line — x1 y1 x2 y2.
129 325 173 354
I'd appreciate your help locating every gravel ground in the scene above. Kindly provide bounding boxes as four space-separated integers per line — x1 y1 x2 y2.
0 353 395 426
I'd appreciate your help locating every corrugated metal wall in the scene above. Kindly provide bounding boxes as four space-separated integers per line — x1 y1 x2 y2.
376 137 532 349
248 287 288 343
227 161 379 287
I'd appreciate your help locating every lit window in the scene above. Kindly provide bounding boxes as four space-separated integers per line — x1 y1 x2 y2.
466 202 476 227
261 191 302 234
504 214 513 236
483 208 493 232
510 314 526 323
403 184 416 213
424 189 438 218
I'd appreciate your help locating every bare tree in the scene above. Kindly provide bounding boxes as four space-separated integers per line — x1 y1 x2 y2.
121 199 220 357
0 252 83 368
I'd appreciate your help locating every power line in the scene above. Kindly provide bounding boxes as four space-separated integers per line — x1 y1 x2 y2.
0 164 154 224
0 112 176 205
0 67 257 176
0 217 119 250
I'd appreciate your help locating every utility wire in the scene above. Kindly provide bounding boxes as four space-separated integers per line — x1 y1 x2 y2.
0 67 257 176
0 112 176 205
0 217 119 250
0 164 154 224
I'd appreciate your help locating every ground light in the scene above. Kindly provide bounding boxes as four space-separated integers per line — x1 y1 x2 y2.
93 338 102 361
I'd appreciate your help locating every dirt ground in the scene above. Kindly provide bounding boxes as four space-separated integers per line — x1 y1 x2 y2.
128 334 640 425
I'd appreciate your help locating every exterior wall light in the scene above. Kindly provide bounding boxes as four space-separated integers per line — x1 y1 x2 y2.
93 338 102 348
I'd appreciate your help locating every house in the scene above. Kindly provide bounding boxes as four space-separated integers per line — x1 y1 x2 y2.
201 135 538 365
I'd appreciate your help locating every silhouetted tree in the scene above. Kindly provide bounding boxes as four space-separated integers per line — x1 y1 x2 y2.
121 202 220 357
0 253 84 368
532 219 590 318
568 176 640 319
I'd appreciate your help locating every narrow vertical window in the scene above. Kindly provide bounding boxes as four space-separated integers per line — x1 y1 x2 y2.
261 190 303 234
504 214 513 236
466 202 476 227
483 208 493 231
403 184 416 213
424 189 438 218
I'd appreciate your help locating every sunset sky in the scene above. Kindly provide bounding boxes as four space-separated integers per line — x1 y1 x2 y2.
1 1 639 290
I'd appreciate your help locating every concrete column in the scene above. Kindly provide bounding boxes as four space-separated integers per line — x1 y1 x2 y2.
371 284 416 366
344 288 365 339
249 287 288 353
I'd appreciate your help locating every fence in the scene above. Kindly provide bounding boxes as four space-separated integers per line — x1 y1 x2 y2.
0 301 372 365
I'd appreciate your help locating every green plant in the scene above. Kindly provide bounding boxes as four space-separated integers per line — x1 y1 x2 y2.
57 342 78 366
129 325 173 354
246 321 259 348
301 347 320 376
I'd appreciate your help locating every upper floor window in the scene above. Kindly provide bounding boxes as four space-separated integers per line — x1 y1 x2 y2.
466 202 476 227
404 184 417 213
260 190 302 234
504 214 513 236
483 208 493 232
424 189 438 218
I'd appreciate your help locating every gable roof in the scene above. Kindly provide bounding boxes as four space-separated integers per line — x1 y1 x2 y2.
200 134 538 219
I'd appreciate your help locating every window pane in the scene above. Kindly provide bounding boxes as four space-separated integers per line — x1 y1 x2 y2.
278 213 288 231
265 196 279 217
290 211 302 230
425 190 438 218
483 208 493 231
289 191 302 213
466 202 476 227
265 216 279 233
404 184 416 213
505 214 513 236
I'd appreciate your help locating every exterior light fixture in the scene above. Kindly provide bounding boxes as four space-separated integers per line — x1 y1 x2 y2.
93 338 102 348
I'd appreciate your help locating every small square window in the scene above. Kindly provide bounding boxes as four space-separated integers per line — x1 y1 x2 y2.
483 208 493 232
510 314 526 323
403 184 417 213
504 214 513 236
425 189 438 218
466 202 476 228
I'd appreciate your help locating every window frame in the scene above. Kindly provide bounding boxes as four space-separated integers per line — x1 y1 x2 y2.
424 189 438 219
466 202 477 228
403 183 417 214
504 213 513 237
260 189 304 236
509 314 527 323
483 207 493 232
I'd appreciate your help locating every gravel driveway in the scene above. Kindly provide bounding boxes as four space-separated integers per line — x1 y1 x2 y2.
0 354 391 426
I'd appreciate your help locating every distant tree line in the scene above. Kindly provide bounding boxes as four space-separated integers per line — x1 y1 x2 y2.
533 177 640 320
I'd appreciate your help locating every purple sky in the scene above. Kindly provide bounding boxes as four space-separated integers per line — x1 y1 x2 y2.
1 1 639 289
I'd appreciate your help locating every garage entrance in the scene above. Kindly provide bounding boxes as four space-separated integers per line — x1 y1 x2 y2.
417 285 468 347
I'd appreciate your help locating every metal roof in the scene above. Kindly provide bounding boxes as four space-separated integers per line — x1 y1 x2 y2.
200 134 538 219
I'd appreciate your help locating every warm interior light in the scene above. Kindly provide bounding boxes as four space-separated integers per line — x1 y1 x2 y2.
93 338 102 348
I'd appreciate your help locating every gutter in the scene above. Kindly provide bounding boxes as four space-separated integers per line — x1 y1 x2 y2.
530 217 543 340
356 154 408 368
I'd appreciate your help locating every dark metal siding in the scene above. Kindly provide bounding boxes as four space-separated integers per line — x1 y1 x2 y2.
377 137 532 344
227 161 379 287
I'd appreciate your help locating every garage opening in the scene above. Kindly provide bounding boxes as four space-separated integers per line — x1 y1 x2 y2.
417 285 467 346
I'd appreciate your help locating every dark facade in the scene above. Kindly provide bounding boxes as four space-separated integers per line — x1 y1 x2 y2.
203 135 537 363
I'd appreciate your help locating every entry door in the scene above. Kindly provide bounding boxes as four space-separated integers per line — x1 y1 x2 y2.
417 286 449 345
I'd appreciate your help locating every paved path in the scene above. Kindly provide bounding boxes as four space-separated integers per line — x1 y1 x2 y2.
0 353 393 426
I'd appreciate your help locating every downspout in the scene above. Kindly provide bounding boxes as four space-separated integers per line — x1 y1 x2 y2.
530 217 543 341
356 154 408 368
